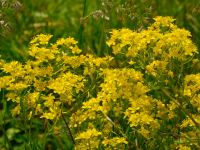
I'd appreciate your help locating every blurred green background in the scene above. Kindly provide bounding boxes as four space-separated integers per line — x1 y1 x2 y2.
0 0 200 149
0 0 200 63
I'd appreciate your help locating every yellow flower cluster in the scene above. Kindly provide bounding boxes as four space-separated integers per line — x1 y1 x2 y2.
107 16 198 78
1 16 200 149
102 137 128 149
183 73 200 97
75 128 102 150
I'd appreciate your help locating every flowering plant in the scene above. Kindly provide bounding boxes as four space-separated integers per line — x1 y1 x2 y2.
1 16 200 150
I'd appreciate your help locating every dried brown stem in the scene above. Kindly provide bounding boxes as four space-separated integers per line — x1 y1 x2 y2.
61 110 76 145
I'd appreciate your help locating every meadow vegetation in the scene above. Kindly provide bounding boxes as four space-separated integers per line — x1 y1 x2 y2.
1 0 200 150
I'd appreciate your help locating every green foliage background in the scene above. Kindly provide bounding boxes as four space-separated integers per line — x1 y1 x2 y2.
1 0 200 62
0 0 200 149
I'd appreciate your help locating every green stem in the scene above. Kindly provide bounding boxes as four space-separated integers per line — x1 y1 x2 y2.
88 139 91 150
162 89 199 129
0 123 13 150
101 110 140 150
98 18 105 57
77 0 87 49
170 58 183 130
138 59 200 129
0 1 2 38
20 96 30 148
43 129 47 150
2 88 6 147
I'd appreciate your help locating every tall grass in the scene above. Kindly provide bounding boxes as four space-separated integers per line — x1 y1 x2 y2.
1 0 199 61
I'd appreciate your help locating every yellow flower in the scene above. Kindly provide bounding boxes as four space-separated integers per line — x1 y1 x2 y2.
128 59 134 65
37 33 53 45
11 105 21 116
178 145 191 150
28 111 32 120
193 59 199 63
164 79 169 85
71 45 82 54
75 128 102 140
168 70 174 77
114 106 123 116
138 126 150 139
53 126 61 134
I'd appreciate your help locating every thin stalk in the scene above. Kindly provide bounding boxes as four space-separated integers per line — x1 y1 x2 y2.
43 119 51 150
29 92 41 149
162 89 199 129
170 58 183 131
138 59 200 130
101 110 140 150
65 103 81 134
0 1 2 38
170 54 179 88
98 18 105 57
29 126 31 148
0 123 13 150
136 126 139 147
125 133 132 150
35 117 38 146
61 110 76 145
77 0 87 49
88 139 91 150
20 97 29 149
43 128 47 150
2 88 6 147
